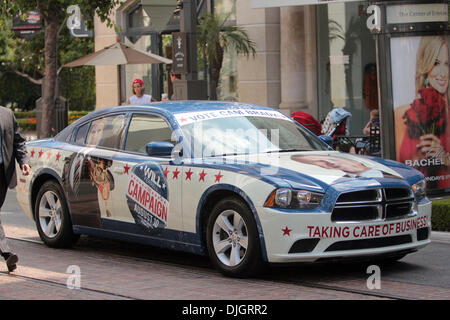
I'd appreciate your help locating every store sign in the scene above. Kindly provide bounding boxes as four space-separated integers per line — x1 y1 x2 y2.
172 32 188 74
387 3 448 24
12 11 42 40
251 0 359 8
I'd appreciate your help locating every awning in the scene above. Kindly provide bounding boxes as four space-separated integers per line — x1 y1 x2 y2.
251 0 360 8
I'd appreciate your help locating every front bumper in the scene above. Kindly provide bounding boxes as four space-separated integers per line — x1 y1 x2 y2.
257 199 432 263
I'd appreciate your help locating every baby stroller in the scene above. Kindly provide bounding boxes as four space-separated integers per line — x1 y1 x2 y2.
321 108 352 152
291 111 322 136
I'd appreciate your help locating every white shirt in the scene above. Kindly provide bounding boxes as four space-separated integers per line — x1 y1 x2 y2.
129 94 152 105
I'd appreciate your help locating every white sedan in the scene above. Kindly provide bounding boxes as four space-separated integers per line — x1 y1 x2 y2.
16 101 431 277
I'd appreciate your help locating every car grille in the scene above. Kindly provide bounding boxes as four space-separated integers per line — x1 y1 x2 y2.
324 235 412 251
332 188 414 222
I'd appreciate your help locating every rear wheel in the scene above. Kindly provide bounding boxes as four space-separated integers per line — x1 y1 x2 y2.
206 197 264 277
34 180 79 248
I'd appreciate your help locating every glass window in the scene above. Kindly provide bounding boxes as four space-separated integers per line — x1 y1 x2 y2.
75 123 90 144
212 0 238 101
128 5 150 29
86 115 127 149
217 49 238 101
123 35 153 103
316 1 378 135
214 0 236 21
124 114 172 154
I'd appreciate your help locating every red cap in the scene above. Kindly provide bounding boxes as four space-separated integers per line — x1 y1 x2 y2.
132 78 144 86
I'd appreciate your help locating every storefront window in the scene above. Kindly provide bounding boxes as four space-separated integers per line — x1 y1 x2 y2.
212 0 238 101
317 1 378 135
129 5 151 28
214 0 236 21
123 35 153 102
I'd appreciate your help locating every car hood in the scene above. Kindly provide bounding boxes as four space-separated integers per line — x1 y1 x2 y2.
198 151 413 192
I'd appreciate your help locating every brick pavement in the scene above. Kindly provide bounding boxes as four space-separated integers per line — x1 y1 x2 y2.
1 224 449 300
0 225 384 300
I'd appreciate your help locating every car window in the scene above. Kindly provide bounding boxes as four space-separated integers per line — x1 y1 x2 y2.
86 114 126 149
124 114 172 154
75 122 90 144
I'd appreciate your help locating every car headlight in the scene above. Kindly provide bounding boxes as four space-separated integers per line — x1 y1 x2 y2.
412 179 426 200
264 189 323 209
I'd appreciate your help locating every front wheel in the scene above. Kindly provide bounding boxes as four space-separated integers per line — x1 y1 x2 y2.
206 197 264 277
34 180 79 248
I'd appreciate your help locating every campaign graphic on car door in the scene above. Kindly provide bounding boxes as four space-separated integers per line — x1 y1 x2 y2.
111 113 182 234
62 114 125 229
126 162 169 230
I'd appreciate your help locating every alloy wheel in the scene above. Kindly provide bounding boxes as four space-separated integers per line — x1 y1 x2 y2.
38 191 62 238
212 209 249 267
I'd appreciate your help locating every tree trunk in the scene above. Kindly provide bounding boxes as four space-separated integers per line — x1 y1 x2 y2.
41 10 58 137
210 42 224 101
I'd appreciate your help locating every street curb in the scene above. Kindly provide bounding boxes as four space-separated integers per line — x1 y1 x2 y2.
431 231 450 243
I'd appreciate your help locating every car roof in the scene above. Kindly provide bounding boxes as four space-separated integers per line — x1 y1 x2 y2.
55 101 282 141
88 100 277 118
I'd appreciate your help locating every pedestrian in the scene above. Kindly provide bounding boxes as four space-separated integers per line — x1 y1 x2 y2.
0 106 31 272
362 109 380 136
126 78 156 105
170 71 181 100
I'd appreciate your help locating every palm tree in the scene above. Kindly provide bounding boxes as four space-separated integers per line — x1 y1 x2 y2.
197 13 256 100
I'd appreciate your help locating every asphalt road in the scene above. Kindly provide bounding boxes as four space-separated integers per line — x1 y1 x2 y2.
2 189 450 294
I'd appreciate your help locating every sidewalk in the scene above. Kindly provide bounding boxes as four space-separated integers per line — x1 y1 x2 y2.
2 224 450 300
2 225 386 300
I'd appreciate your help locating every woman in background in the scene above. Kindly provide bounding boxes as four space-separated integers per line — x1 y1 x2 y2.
127 78 156 105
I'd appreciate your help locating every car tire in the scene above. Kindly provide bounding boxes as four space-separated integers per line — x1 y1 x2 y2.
34 180 79 248
206 197 264 278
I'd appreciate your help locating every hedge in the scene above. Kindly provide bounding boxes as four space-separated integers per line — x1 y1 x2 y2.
16 110 89 131
432 198 450 231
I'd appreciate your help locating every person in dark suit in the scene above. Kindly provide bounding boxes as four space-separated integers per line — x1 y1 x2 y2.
0 106 31 272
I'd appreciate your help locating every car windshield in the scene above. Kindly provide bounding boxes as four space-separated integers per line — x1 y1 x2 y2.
180 116 328 157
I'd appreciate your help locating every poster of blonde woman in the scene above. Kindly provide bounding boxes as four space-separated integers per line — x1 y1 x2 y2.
393 35 449 193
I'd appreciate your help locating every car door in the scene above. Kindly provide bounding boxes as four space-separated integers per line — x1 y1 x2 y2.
62 113 127 230
111 113 183 236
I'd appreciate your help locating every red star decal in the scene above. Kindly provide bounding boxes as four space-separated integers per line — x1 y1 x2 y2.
30 150 35 158
172 168 180 179
124 163 130 174
282 226 292 236
179 117 188 123
185 168 193 181
38 150 43 158
214 171 223 183
199 169 207 182
46 151 52 160
164 167 169 178
55 153 62 161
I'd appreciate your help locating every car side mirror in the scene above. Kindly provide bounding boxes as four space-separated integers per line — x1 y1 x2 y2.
146 141 174 157
319 135 333 147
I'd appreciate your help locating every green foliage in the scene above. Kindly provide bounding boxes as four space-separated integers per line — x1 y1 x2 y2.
197 13 255 99
0 70 41 110
15 110 90 131
432 198 450 231
198 13 256 62
0 0 120 136
0 1 114 111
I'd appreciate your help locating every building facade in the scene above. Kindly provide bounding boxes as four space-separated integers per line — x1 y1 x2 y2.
95 0 376 135
94 0 449 196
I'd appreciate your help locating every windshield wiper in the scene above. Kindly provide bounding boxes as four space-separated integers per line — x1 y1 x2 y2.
265 148 310 153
